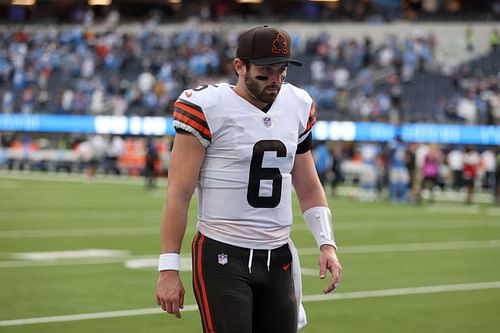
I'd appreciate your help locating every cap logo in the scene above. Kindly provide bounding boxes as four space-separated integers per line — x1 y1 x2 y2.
271 32 288 56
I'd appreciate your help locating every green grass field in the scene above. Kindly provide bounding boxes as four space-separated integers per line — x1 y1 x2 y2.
1 171 500 333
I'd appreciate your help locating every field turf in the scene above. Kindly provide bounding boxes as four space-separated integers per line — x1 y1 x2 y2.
1 171 499 332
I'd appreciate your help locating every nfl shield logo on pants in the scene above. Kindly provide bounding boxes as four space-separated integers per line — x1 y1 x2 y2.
218 253 228 265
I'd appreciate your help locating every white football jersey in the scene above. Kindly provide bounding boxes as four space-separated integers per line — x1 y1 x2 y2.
173 82 316 249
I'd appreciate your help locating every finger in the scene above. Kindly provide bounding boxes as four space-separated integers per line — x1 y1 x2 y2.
166 301 173 314
331 264 342 283
159 298 167 312
179 292 185 310
156 295 161 306
171 301 181 319
319 261 327 279
323 275 338 294
169 298 182 319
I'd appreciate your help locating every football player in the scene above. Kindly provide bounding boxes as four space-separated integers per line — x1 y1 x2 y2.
156 25 342 333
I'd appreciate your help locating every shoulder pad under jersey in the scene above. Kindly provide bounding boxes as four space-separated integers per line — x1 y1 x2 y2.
177 84 223 110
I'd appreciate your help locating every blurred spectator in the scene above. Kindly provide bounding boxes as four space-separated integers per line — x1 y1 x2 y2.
490 28 500 50
358 142 380 202
465 27 474 53
448 145 464 190
144 137 159 190
456 92 477 124
313 141 332 188
421 145 442 203
103 135 125 175
77 137 98 180
330 146 344 196
481 147 497 193
496 148 500 204
387 135 410 203
2 90 14 113
463 146 480 204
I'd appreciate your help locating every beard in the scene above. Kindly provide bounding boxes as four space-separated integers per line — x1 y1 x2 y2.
244 72 281 104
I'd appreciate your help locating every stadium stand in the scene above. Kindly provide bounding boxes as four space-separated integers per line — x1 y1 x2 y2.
1 22 499 125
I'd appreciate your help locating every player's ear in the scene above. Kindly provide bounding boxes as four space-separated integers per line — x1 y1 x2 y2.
233 58 246 75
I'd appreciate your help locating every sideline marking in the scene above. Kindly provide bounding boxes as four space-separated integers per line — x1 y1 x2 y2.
2 239 500 269
11 249 129 261
1 281 499 327
299 239 500 255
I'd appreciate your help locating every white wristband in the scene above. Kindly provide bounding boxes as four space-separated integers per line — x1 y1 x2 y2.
303 206 337 249
158 253 180 271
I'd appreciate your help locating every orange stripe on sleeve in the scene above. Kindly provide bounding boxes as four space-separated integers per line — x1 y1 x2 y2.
304 104 317 133
174 101 207 123
173 111 212 140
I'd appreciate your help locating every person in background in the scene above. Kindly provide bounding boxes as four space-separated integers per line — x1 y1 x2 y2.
405 143 418 203
358 142 380 202
104 135 125 175
495 148 500 205
144 136 159 189
313 140 333 189
448 145 464 191
463 146 480 204
480 147 496 198
421 145 442 203
387 134 410 203
330 146 344 196
155 25 342 333
77 136 98 180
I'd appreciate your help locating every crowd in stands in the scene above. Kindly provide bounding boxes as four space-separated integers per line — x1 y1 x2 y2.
1 20 500 125
0 20 232 118
5 14 500 124
301 30 438 123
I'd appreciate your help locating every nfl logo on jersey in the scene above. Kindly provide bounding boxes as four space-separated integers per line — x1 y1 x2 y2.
263 116 272 127
218 253 228 265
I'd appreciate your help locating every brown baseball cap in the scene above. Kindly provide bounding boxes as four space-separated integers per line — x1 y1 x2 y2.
236 25 302 66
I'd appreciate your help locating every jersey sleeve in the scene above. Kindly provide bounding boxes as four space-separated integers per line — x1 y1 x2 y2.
173 96 212 148
298 102 316 144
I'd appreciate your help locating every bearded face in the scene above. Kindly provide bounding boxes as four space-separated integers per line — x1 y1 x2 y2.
244 63 288 105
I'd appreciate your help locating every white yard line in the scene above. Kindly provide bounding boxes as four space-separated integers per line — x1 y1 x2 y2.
9 249 129 261
301 281 500 302
1 281 499 327
1 239 499 269
0 256 148 269
298 239 500 255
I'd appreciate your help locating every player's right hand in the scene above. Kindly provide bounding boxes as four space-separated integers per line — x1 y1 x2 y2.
156 270 185 319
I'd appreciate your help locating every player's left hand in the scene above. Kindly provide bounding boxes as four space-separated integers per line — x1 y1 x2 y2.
319 244 342 294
